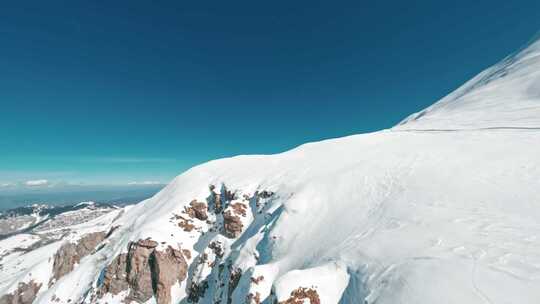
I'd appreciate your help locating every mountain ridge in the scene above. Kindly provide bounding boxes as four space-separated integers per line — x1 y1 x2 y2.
395 37 540 131
1 38 540 304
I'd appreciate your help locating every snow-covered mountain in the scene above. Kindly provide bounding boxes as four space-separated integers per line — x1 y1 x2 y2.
1 38 540 304
396 38 540 130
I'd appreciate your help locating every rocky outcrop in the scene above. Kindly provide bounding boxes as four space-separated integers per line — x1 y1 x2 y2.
0 280 42 304
174 214 196 232
250 275 264 285
96 187 274 303
208 185 236 213
184 200 208 221
50 231 107 285
98 253 129 297
279 287 321 304
223 211 243 238
227 268 242 304
187 280 209 303
152 246 188 304
230 202 247 217
246 292 262 304
208 241 224 258
126 239 157 302
97 239 188 304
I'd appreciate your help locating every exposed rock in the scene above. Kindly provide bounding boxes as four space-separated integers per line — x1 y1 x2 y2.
230 203 247 217
184 200 208 221
209 185 236 213
223 211 243 238
152 246 188 304
98 253 129 297
224 190 236 201
279 287 321 304
212 190 223 213
50 231 107 285
257 190 273 199
125 239 158 302
98 239 188 304
246 292 261 304
105 225 120 238
182 249 192 260
227 268 242 304
254 190 274 210
177 215 196 232
187 280 209 303
250 275 264 285
208 241 224 258
0 280 42 304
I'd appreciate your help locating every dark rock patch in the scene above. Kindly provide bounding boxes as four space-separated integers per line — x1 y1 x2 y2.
223 211 243 238
0 280 42 304
227 268 242 304
187 280 209 303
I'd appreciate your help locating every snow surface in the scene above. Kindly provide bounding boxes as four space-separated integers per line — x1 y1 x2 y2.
2 38 540 304
395 37 540 130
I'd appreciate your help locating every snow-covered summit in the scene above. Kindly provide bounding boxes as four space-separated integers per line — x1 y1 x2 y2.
396 37 540 130
1 38 540 304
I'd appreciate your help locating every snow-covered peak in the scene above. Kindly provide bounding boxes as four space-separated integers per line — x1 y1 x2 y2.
395 37 540 130
2 36 540 304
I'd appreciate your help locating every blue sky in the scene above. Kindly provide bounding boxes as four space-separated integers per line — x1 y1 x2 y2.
1 1 540 187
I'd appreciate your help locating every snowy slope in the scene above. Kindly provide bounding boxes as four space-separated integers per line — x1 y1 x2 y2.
396 37 540 130
2 38 540 304
95 129 538 304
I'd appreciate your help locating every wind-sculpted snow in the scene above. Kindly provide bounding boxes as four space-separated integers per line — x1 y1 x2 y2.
2 38 540 304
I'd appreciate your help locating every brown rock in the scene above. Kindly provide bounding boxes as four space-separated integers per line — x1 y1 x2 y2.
50 231 107 285
231 203 247 217
0 280 42 304
279 287 321 304
246 292 261 304
151 246 188 304
177 215 196 232
181 249 192 260
184 200 208 221
223 211 243 238
98 239 188 304
98 253 129 297
125 240 157 302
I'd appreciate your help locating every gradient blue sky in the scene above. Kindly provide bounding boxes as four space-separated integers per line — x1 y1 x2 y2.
1 1 540 186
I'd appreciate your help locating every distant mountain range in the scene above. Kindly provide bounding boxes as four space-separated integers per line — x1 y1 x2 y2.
0 184 164 211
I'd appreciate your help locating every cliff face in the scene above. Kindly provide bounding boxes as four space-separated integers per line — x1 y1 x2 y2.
95 239 188 304
50 231 108 286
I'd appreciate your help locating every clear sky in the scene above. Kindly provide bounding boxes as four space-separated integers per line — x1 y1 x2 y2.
1 1 540 186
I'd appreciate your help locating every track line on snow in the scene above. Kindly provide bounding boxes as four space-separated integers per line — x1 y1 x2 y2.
470 251 493 304
391 126 540 132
